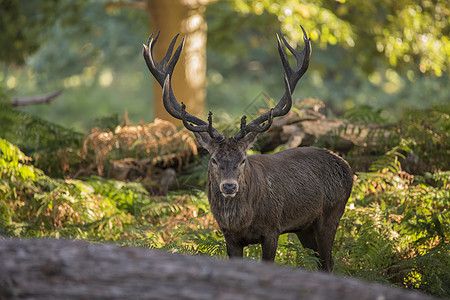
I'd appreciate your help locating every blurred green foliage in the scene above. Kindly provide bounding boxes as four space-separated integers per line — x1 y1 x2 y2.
229 0 449 76
1 0 150 131
0 0 86 64
206 1 449 120
0 0 448 131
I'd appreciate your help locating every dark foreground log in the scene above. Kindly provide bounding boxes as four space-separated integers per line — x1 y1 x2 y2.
0 239 433 300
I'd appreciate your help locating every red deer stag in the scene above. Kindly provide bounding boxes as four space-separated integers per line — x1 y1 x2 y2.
143 27 353 272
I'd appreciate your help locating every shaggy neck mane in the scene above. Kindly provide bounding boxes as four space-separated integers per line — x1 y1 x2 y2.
207 163 260 232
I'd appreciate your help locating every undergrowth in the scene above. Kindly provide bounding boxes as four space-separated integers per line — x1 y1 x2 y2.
1 103 449 297
324 103 449 173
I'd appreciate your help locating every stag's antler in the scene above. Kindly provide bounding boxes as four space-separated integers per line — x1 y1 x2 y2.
143 26 310 141
143 32 224 140
233 26 311 140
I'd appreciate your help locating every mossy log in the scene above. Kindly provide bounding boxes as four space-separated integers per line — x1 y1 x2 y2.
259 110 390 154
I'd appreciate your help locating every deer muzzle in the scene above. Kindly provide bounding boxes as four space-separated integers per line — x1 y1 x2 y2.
220 180 239 198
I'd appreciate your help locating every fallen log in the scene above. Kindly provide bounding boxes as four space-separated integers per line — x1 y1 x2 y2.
259 109 392 154
0 238 434 300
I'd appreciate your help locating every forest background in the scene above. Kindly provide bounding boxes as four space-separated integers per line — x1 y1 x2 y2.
0 0 449 298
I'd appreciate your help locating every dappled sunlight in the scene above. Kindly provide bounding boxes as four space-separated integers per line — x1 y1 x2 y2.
184 32 206 89
183 13 207 89
99 69 114 87
6 76 18 89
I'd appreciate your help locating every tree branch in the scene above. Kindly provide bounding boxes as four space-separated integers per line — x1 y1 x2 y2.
11 90 64 107
104 1 146 10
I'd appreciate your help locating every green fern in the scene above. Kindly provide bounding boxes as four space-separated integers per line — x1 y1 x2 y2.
400 244 450 297
369 139 413 173
344 105 387 124
0 104 83 177
336 220 395 283
277 236 321 270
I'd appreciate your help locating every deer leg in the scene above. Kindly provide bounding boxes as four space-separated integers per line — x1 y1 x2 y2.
315 232 335 272
314 217 341 273
296 226 324 270
296 226 318 253
316 241 333 272
261 234 279 262
226 244 243 258
297 221 336 272
224 235 244 259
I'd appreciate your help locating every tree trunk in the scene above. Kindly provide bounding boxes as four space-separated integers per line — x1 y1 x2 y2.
0 238 435 300
145 0 208 124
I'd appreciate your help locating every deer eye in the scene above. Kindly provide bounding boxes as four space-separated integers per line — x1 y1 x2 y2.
211 158 218 166
240 158 246 166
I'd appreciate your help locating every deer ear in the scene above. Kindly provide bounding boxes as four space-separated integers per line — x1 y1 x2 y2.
193 132 215 153
242 132 259 153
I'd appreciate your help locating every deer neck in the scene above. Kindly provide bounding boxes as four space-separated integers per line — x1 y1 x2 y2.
207 167 254 231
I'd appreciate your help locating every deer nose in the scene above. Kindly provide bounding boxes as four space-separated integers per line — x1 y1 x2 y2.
222 183 237 194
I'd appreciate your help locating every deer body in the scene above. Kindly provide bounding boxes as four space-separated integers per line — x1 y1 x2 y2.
204 141 353 271
143 26 353 272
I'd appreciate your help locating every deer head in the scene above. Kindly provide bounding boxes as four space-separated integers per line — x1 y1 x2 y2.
143 27 311 198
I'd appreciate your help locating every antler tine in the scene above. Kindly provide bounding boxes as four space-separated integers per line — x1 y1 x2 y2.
143 32 160 83
163 76 224 140
244 109 274 133
276 33 292 81
277 26 311 90
232 115 248 141
144 33 223 139
180 104 222 140
237 75 290 136
232 26 310 141
143 32 183 86
143 35 185 119
156 35 187 118
277 73 293 116
161 33 179 67
180 102 207 132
